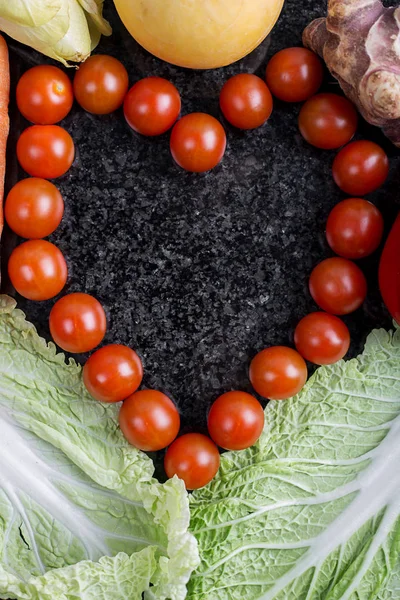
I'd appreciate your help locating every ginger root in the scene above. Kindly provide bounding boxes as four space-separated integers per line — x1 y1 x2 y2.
303 0 400 147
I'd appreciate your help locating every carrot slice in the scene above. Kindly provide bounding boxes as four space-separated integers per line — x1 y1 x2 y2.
0 35 9 238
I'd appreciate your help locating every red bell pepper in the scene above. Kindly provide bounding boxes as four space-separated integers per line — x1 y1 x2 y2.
379 213 400 324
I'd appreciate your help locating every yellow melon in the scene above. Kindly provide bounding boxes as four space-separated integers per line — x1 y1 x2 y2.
113 0 285 69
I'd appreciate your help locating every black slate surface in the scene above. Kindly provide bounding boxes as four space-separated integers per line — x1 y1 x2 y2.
4 0 400 466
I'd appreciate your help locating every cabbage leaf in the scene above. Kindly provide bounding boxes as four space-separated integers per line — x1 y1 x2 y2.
0 0 111 64
0 296 199 600
189 327 400 599
1 548 157 600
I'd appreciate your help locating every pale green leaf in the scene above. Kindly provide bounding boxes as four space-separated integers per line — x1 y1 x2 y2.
189 328 400 599
0 0 111 64
0 0 62 27
0 547 157 600
0 296 199 600
77 0 111 36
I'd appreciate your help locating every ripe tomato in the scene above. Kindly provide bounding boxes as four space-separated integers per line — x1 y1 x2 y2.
119 389 180 452
309 257 367 315
249 346 307 400
332 141 389 196
170 113 226 172
16 65 73 125
298 93 358 149
207 391 264 451
17 125 75 179
326 198 384 259
124 77 181 136
265 47 323 103
219 74 273 130
8 240 67 301
83 344 143 403
294 312 350 365
164 433 220 490
49 293 106 353
5 178 64 239
73 55 129 115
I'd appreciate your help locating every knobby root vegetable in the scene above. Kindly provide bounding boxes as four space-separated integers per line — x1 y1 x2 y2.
0 35 9 238
303 0 400 147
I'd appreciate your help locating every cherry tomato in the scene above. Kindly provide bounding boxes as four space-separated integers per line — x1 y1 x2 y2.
49 293 106 353
5 178 64 239
17 125 75 179
309 257 367 315
16 65 73 125
73 55 129 115
326 198 384 259
164 433 220 490
8 240 67 301
207 391 264 451
332 141 389 196
83 344 143 403
294 312 350 365
170 113 226 173
119 389 180 452
265 47 324 103
219 74 273 130
298 93 358 150
124 77 181 136
249 346 307 400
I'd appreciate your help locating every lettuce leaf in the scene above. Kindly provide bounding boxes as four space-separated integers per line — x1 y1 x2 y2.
189 327 400 599
0 296 199 600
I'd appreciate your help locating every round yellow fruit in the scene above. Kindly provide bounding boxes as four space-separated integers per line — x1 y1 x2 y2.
113 0 285 69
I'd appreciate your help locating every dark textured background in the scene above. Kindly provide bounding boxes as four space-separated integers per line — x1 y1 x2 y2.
4 0 400 458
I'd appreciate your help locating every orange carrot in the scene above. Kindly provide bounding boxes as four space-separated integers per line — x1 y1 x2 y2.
0 35 9 238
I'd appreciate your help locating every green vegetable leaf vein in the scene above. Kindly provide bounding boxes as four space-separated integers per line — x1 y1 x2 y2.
0 296 199 600
189 327 400 600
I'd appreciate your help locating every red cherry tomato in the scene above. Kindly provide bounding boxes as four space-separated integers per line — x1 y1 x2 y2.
49 293 106 353
294 312 350 365
309 257 367 315
332 141 389 196
249 346 307 400
326 198 384 259
119 390 180 452
170 113 226 172
17 125 75 179
73 55 129 115
16 65 73 125
219 74 273 130
83 344 143 403
8 240 67 301
164 433 220 490
124 77 181 136
265 47 324 103
5 178 64 239
207 391 264 451
298 93 358 150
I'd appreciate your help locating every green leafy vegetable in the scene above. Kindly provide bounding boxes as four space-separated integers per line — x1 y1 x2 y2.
0 296 199 600
1 548 157 600
0 0 111 65
189 327 400 599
